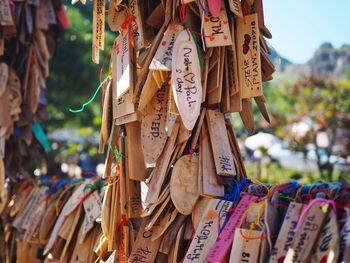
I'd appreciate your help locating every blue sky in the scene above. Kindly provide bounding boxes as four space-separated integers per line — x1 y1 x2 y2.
263 0 350 64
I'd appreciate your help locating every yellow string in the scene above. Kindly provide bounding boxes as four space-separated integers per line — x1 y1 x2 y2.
239 200 266 239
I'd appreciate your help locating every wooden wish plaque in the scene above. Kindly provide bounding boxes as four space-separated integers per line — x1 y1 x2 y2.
236 13 263 99
172 30 202 131
141 85 169 163
170 155 200 215
203 0 232 48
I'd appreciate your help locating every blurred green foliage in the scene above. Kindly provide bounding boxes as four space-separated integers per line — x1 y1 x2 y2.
46 4 115 132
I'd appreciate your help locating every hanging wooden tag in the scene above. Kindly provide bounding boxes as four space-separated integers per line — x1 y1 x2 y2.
200 123 225 197
125 121 147 181
311 209 339 263
203 0 232 48
229 228 262 263
141 85 169 163
113 30 132 99
170 155 199 215
284 201 331 263
152 205 178 241
92 44 100 64
0 63 8 96
228 0 243 18
129 0 144 50
339 209 350 262
35 0 49 30
47 0 57 24
172 30 202 131
240 98 255 133
192 197 211 230
92 0 105 51
128 218 163 263
0 0 14 26
0 39 4 56
236 13 262 99
206 110 236 176
150 23 184 71
113 91 136 119
81 190 102 242
206 195 259 263
145 123 179 204
115 112 139 125
184 199 232 262
108 2 126 32
159 214 187 254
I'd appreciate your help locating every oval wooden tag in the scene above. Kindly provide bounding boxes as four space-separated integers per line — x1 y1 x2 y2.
172 30 202 131
141 85 169 163
170 155 199 215
0 63 8 97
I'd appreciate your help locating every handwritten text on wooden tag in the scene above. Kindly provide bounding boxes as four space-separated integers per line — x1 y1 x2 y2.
204 0 232 48
206 195 259 262
184 199 232 262
236 14 262 99
172 30 202 131
141 85 169 163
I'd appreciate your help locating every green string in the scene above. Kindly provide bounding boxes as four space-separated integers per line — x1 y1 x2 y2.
183 22 204 71
69 77 109 113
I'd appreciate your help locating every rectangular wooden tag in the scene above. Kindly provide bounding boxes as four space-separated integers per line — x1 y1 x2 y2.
113 91 136 119
149 23 184 71
35 0 49 30
284 202 330 262
92 0 105 50
203 0 232 48
311 210 339 263
0 38 4 56
229 228 261 263
113 30 133 99
129 0 144 50
339 211 350 262
145 123 179 204
125 121 146 181
115 112 139 125
270 202 303 262
228 0 243 18
0 135 5 158
206 110 236 176
206 195 259 262
184 199 232 262
0 0 14 26
200 124 225 197
47 0 57 24
128 218 163 263
236 13 262 99
81 191 102 241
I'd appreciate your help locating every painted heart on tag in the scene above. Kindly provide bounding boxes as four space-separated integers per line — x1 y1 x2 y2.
204 17 210 22
224 35 228 40
161 41 167 46
208 0 221 17
223 20 228 24
210 36 215 41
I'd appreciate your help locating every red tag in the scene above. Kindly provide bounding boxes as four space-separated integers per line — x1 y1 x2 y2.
56 4 70 29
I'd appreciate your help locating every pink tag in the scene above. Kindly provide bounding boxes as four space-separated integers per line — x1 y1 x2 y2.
206 195 259 263
56 4 70 29
208 0 222 17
